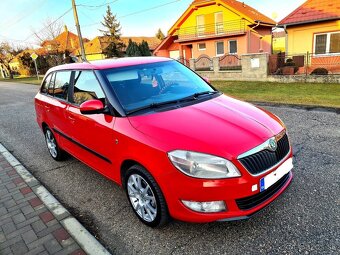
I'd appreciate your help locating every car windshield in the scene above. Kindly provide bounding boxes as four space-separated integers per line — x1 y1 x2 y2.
102 60 217 114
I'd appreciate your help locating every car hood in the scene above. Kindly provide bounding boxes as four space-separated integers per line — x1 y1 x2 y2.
128 95 284 159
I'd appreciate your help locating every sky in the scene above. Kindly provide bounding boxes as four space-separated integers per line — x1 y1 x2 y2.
0 0 306 48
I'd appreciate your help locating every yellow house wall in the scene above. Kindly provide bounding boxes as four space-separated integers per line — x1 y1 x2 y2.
273 37 285 53
85 54 106 61
179 3 252 31
287 20 340 55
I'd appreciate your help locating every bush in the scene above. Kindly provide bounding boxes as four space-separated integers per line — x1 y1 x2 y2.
311 68 328 75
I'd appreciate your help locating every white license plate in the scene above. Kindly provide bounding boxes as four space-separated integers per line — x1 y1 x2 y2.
260 157 293 192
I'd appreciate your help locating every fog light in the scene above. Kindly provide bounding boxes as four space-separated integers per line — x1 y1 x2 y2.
182 200 226 213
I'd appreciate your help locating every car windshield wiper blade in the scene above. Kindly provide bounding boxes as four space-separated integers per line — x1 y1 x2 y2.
126 99 180 115
179 90 220 101
126 91 220 115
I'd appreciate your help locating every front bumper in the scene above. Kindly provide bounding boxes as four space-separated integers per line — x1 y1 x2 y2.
158 151 293 223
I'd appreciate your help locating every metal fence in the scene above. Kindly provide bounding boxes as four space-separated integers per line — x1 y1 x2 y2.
194 55 213 71
269 52 340 75
219 54 242 70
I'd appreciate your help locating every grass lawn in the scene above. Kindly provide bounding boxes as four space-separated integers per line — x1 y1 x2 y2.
211 81 340 109
0 76 42 85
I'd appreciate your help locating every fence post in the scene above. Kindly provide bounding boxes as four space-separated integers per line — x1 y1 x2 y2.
212 57 220 73
306 51 309 76
189 58 195 71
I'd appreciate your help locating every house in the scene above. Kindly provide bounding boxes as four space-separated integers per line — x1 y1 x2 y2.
153 0 275 60
272 31 286 54
72 36 161 60
41 25 89 54
9 48 48 76
279 0 340 73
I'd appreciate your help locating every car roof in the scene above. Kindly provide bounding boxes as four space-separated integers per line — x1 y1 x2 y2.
48 57 172 72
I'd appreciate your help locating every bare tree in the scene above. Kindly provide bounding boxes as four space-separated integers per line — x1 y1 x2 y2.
0 42 24 79
32 18 63 45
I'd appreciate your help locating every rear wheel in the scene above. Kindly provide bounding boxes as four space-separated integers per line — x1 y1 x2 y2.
44 128 65 161
125 165 170 227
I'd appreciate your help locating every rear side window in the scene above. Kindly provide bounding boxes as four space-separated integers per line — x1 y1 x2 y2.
72 71 105 105
54 71 71 100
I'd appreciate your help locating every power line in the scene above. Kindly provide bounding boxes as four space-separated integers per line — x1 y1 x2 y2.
77 0 118 9
82 0 181 28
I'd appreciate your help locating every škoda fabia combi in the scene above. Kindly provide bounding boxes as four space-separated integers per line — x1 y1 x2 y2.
35 57 293 227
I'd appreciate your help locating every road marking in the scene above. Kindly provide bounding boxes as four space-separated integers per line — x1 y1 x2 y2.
0 142 111 255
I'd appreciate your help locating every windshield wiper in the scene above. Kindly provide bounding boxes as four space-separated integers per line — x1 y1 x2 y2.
126 99 181 115
126 91 220 115
182 90 220 100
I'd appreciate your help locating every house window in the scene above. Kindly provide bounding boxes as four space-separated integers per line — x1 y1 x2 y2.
197 15 205 37
229 40 237 54
314 32 340 55
216 41 224 56
198 43 206 51
215 12 223 34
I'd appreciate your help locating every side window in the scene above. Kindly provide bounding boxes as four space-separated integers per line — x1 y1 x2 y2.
54 71 71 100
72 71 105 105
47 72 55 96
41 73 52 94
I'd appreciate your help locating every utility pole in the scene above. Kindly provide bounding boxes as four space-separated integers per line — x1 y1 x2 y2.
72 0 87 62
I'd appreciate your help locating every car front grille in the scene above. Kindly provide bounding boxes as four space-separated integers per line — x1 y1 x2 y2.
239 134 290 175
235 172 291 210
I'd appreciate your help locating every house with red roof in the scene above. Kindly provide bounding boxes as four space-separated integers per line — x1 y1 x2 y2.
154 0 275 61
41 25 89 54
279 0 340 73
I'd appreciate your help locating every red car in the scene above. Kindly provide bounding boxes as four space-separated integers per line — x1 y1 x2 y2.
35 57 293 227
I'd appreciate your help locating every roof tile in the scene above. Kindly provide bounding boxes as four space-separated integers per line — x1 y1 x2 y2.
279 0 340 25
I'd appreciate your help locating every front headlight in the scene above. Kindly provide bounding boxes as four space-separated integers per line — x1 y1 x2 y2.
168 150 241 179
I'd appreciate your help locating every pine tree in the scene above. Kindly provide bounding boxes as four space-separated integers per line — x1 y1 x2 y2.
100 5 125 58
139 40 151 56
155 28 165 40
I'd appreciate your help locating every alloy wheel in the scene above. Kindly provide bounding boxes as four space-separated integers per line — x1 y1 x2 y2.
127 174 157 222
45 129 57 158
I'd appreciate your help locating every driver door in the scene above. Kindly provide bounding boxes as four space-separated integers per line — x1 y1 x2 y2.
66 70 116 178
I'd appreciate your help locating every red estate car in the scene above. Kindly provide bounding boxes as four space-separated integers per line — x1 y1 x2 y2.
35 57 293 227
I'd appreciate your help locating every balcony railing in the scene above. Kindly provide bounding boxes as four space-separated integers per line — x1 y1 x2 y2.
176 19 246 41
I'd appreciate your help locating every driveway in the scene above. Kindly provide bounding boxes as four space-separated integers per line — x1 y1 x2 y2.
0 81 339 254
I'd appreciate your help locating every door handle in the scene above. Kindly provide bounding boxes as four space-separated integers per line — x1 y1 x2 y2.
44 105 50 112
68 116 76 121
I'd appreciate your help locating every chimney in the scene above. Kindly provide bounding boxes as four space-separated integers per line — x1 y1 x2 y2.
64 25 68 33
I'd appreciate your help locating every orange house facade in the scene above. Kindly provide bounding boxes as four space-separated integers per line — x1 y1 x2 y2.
154 0 275 60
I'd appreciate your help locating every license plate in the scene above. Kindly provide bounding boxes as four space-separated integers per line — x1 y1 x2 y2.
260 157 293 192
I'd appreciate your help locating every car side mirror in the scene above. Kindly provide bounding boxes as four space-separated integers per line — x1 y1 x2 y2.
80 99 105 114
203 77 210 83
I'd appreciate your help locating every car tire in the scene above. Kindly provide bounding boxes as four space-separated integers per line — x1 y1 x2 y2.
125 165 170 227
44 127 65 161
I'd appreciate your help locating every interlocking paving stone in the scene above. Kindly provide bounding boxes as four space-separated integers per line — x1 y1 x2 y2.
0 149 110 255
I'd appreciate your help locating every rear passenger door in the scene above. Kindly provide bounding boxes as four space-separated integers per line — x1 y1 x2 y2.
66 70 116 177
47 71 74 151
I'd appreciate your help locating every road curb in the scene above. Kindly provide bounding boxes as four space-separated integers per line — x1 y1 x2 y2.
0 142 111 255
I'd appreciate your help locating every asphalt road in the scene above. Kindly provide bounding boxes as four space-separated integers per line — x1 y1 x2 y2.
0 81 339 255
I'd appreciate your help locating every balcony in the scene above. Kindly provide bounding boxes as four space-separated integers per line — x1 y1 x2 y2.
175 19 246 42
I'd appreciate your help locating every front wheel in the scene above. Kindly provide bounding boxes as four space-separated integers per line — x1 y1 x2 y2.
45 128 65 161
125 165 170 227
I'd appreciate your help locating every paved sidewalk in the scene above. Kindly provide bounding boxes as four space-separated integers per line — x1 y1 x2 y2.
0 144 111 255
